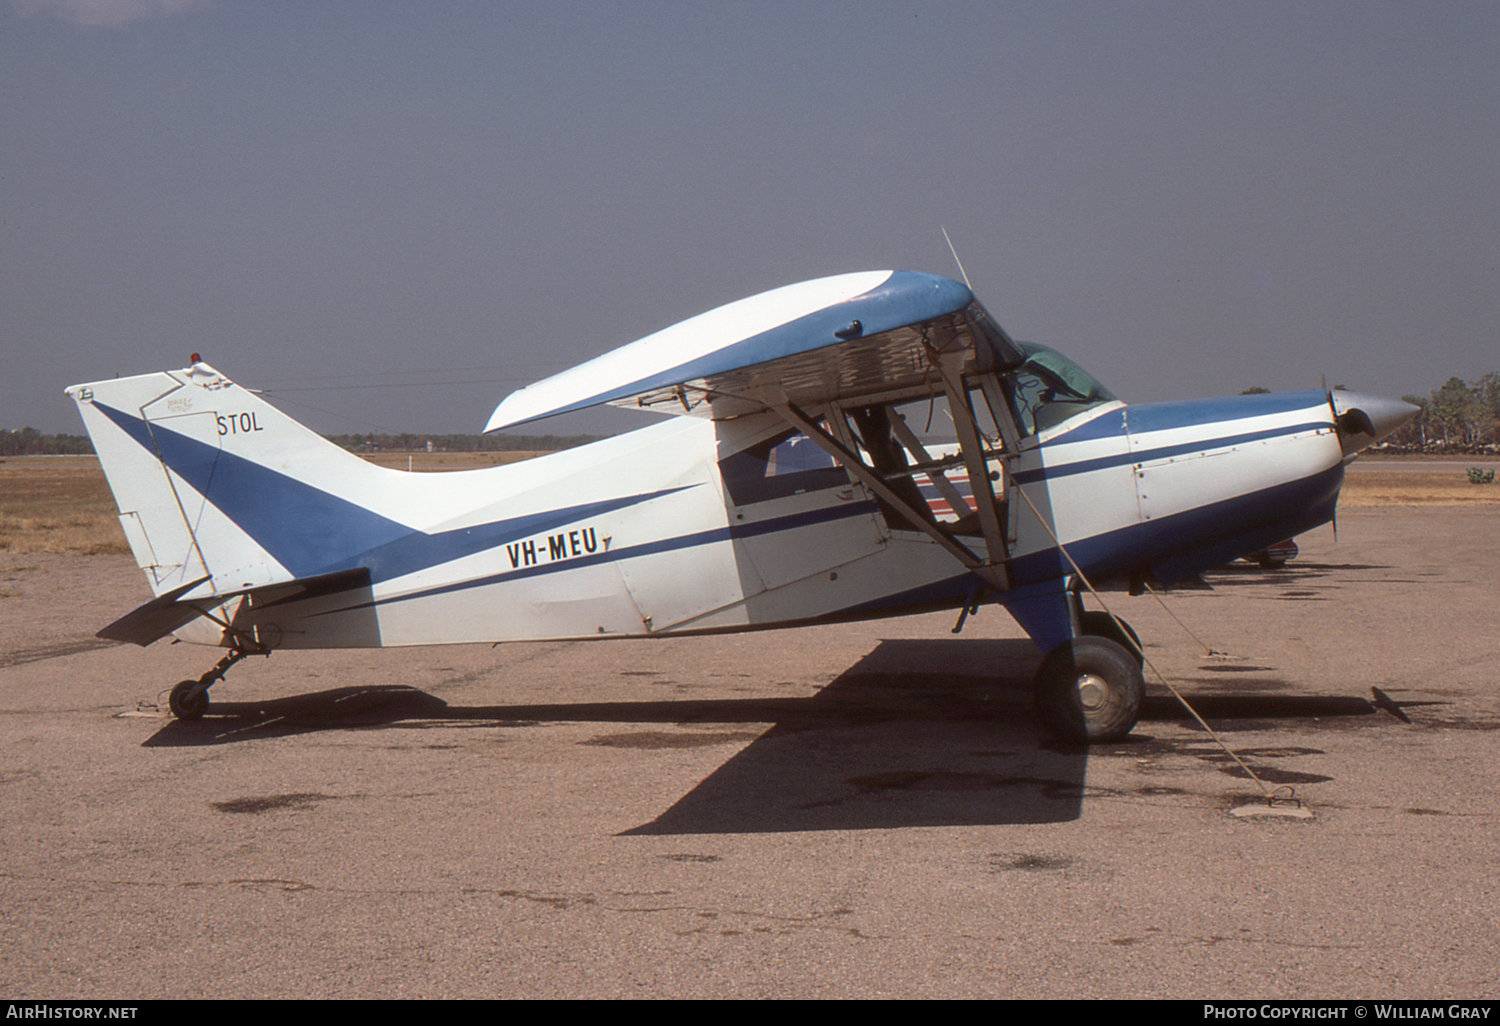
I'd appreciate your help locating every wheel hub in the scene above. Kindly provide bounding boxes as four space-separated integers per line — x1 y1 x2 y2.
1075 673 1111 712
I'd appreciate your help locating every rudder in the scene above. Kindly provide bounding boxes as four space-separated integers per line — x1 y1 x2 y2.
67 360 403 602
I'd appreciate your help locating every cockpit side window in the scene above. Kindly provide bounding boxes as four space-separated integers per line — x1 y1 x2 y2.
1001 343 1118 436
719 428 845 506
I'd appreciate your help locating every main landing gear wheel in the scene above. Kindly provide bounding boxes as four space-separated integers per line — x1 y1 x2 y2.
1034 635 1144 743
168 679 209 721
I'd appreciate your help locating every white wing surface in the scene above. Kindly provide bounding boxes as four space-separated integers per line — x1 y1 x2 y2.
484 270 1004 431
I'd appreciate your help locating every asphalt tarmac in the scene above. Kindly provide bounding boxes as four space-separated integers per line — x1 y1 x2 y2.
2 508 1497 999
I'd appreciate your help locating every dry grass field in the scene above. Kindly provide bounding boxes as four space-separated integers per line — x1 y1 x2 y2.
359 450 551 471
0 456 132 556
1338 462 1500 507
1 452 1496 556
0 451 546 556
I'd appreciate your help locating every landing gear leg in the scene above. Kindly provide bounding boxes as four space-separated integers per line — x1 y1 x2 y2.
1078 610 1143 664
167 646 260 721
1034 635 1144 743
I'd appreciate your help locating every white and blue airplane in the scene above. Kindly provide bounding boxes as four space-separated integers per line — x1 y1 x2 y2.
66 270 1416 741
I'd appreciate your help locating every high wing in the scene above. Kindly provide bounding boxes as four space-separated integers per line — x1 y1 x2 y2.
484 270 1024 431
484 269 1030 614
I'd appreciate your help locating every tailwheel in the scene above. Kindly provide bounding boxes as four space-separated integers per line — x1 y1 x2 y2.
167 644 262 720
168 679 210 721
1034 635 1144 743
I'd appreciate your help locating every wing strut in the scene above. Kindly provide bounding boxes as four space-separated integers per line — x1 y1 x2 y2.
767 392 1012 595
885 413 972 522
771 401 985 569
931 349 1011 571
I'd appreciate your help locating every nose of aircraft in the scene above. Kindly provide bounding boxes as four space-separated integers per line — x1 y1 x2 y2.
1330 391 1421 457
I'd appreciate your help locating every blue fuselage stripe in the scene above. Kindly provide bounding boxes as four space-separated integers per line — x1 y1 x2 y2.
330 500 882 613
1012 420 1331 484
94 400 691 585
504 272 975 425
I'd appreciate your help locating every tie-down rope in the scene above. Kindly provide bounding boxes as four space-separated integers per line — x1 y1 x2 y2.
1005 479 1286 803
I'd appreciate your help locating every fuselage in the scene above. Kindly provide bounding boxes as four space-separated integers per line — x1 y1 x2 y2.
212 388 1347 651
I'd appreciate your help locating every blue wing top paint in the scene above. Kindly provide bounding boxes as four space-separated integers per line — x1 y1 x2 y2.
485 271 975 430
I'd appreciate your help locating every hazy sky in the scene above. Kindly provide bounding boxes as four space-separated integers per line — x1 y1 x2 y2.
4 0 1497 438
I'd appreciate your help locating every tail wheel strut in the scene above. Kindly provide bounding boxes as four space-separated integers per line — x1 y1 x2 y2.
167 645 262 721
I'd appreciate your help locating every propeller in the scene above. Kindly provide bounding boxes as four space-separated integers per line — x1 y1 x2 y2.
1326 388 1420 459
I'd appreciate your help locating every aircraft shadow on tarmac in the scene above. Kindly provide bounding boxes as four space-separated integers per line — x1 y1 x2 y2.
139 637 1390 834
1197 560 1392 590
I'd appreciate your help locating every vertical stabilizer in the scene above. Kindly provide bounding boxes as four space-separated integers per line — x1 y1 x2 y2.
66 361 404 601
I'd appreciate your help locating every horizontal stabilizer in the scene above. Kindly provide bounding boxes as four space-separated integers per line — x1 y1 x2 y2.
98 576 213 646
99 567 373 647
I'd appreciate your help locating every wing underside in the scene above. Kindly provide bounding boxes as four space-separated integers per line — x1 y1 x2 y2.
484 271 1022 431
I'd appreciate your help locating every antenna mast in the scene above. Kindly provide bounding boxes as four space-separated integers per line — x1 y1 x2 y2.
940 225 972 289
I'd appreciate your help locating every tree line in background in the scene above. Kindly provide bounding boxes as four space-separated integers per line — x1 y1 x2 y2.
8 372 1499 457
1239 373 1500 452
1394 374 1500 452
322 431 605 454
0 427 605 458
0 427 95 456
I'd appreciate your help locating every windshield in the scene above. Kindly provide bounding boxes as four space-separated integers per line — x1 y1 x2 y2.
1002 342 1118 436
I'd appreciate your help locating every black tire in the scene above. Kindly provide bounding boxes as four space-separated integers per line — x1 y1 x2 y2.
1034 635 1144 743
1078 610 1143 663
169 679 209 721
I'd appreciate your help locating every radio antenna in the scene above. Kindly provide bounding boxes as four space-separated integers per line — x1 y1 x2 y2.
940 225 972 289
